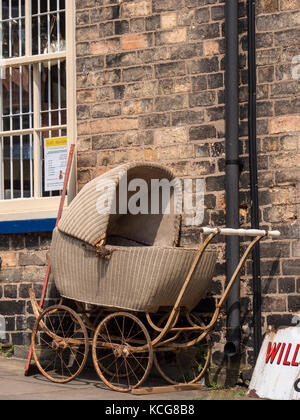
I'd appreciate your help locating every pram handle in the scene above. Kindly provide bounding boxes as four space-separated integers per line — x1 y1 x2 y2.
153 226 280 345
200 227 280 238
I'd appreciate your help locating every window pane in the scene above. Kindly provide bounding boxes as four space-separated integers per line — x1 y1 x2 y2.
2 0 9 20
2 134 33 199
31 0 65 55
0 1 68 201
11 0 21 18
0 0 25 58
0 60 66 200
40 59 66 123
39 59 67 198
32 0 61 14
1 65 33 123
0 64 34 199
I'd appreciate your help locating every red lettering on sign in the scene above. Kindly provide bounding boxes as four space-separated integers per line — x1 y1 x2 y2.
291 344 299 367
277 343 286 365
266 342 282 364
283 343 292 366
266 341 300 367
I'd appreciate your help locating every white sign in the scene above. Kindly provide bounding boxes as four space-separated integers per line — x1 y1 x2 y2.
44 137 68 192
292 55 300 80
0 315 6 340
0 58 6 80
248 326 300 400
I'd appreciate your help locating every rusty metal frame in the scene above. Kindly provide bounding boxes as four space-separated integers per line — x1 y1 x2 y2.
145 231 266 351
27 226 279 393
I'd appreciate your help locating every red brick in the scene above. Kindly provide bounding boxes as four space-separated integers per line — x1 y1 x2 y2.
90 39 120 55
76 25 99 41
203 40 220 56
259 0 279 13
270 115 300 134
121 1 152 18
156 28 187 45
280 0 299 10
1 253 17 267
121 34 150 50
161 12 177 29
78 118 139 135
77 89 96 104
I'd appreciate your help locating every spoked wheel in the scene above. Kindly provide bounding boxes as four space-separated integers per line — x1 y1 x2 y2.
92 312 153 392
31 305 89 383
153 313 211 385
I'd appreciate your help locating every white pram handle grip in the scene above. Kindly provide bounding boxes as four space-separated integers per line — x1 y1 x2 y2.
200 227 281 238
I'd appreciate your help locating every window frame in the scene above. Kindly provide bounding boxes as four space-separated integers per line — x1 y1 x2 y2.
0 0 76 224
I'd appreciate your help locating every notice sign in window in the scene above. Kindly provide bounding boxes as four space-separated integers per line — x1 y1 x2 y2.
44 137 68 192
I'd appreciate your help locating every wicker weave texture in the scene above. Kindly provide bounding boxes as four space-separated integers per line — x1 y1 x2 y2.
51 228 216 312
58 162 181 247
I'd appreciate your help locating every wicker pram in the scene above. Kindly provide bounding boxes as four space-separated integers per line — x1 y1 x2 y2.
50 162 216 312
29 161 280 392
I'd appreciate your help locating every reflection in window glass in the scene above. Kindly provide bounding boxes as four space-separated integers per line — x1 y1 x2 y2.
1 0 25 58
39 58 66 198
0 1 68 200
0 63 34 199
32 0 65 14
32 0 65 55
2 65 33 123
40 60 66 127
3 134 33 199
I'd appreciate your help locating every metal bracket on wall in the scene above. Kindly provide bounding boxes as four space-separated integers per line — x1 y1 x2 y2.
225 159 244 172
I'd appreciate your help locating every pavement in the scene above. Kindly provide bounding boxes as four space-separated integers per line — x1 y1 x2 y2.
0 356 258 401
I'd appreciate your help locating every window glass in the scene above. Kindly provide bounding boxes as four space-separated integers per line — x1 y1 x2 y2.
31 0 66 55
0 1 68 201
1 0 25 58
3 134 33 199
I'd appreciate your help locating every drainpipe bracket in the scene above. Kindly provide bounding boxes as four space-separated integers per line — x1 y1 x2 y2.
225 159 243 172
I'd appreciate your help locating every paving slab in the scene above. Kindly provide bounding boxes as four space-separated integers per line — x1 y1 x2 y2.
0 357 255 401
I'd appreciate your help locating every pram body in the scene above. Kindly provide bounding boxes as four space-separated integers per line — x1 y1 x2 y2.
29 162 280 393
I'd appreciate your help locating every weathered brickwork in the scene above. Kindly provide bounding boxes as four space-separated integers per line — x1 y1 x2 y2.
0 0 299 385
245 0 300 331
73 0 300 383
0 232 57 350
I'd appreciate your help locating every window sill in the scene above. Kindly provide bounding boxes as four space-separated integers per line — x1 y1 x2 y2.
0 196 66 233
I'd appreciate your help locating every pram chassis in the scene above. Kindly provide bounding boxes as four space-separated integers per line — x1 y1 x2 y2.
29 227 280 393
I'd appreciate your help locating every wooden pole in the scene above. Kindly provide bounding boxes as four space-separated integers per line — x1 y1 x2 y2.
131 383 203 395
24 144 75 376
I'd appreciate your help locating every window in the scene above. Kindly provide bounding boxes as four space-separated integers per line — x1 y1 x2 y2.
0 0 75 222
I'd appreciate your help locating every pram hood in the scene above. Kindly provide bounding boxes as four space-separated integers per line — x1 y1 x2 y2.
58 162 182 247
53 162 216 312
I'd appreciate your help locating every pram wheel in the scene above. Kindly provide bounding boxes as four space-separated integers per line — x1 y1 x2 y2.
31 305 89 383
153 313 211 385
92 312 153 392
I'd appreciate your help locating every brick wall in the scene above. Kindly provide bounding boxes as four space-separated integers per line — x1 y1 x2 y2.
74 0 300 383
249 0 300 344
0 232 57 354
74 0 248 383
0 0 299 386
75 0 228 190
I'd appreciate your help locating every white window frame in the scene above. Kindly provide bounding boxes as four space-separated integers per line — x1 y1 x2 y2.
0 0 76 222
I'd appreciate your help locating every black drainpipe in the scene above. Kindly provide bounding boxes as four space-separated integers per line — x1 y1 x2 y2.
224 0 240 357
248 0 262 361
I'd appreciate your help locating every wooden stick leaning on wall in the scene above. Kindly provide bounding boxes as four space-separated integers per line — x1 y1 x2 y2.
24 144 75 376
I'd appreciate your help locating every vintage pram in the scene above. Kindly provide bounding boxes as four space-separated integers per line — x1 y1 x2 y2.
29 162 280 393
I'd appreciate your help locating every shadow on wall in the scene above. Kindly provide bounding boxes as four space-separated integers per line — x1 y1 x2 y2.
209 352 243 387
